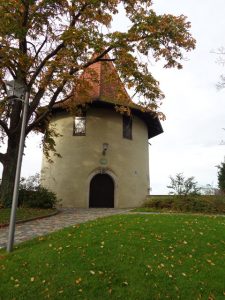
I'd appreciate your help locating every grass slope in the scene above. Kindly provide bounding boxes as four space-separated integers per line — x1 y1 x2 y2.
0 208 57 226
0 214 225 299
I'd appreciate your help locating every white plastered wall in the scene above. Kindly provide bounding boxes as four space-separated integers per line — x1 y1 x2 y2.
41 107 150 208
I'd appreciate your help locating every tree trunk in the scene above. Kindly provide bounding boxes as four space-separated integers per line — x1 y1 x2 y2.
0 135 20 207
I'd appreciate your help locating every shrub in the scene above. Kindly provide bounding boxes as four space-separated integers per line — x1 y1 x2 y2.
144 195 225 214
145 197 173 210
217 162 225 193
167 173 200 196
20 173 40 191
18 173 58 208
19 187 58 209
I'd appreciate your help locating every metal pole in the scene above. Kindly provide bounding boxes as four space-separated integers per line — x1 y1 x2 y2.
7 91 29 252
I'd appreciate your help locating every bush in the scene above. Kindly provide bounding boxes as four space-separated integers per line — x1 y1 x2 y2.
167 173 200 196
19 187 58 209
144 196 173 211
18 173 58 208
217 162 225 193
144 195 225 214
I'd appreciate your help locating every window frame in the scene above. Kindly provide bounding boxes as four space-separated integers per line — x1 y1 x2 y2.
73 115 86 136
122 115 132 140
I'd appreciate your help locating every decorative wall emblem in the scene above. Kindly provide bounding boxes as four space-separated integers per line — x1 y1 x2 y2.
99 158 107 165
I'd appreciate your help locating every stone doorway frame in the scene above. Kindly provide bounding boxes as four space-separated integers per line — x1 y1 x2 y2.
87 168 118 208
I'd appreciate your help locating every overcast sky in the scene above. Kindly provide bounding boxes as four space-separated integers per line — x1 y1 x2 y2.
149 0 225 193
1 0 225 195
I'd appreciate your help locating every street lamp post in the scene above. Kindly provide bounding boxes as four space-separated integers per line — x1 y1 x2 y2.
4 80 29 252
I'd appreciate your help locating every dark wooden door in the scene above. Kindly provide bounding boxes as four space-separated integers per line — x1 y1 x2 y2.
89 174 114 208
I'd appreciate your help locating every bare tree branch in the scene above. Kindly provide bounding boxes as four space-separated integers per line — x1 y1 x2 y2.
26 46 114 134
0 153 6 164
27 41 37 54
0 80 7 94
98 58 116 62
28 64 57 117
28 43 65 88
71 3 89 26
80 46 114 69
33 35 47 61
19 1 29 54
7 66 16 78
28 2 89 89
0 119 9 136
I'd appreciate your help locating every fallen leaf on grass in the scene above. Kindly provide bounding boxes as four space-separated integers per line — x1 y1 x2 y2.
75 278 82 284
206 259 215 266
157 263 165 269
166 271 173 278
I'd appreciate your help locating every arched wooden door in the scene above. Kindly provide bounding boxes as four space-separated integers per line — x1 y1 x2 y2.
89 174 114 208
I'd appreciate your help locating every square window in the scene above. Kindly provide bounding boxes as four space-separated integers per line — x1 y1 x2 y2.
73 116 86 136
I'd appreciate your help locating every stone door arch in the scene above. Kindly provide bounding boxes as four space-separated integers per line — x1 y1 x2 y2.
89 173 114 208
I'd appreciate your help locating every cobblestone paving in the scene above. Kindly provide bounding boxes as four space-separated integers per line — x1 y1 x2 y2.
0 208 130 249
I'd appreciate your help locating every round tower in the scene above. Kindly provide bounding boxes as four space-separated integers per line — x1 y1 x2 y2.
41 58 163 208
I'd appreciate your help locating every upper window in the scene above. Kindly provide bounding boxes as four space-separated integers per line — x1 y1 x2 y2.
123 115 132 140
73 116 86 136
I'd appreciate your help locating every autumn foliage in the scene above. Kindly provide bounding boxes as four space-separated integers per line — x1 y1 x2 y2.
0 0 195 206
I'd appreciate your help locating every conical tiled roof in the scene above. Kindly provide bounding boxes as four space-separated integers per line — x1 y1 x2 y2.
53 54 163 139
71 53 132 106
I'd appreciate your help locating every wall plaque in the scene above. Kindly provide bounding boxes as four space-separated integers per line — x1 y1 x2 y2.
99 158 107 165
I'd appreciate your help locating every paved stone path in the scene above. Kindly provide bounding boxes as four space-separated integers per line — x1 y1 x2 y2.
0 208 130 249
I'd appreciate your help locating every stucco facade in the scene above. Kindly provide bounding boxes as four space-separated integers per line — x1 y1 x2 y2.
41 106 150 208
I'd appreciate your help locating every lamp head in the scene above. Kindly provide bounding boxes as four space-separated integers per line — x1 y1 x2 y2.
102 143 109 155
5 80 25 99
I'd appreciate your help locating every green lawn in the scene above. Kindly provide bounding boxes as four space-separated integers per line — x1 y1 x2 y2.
0 214 225 299
0 208 57 226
